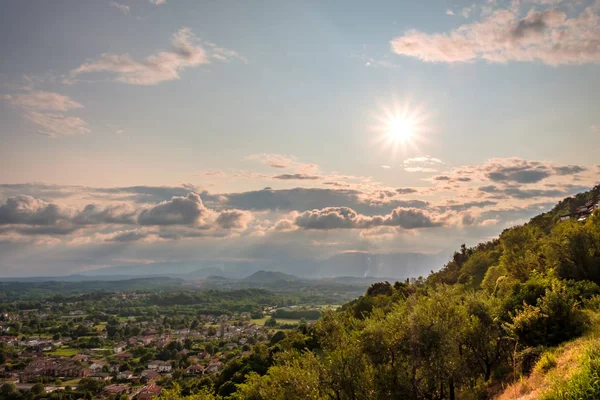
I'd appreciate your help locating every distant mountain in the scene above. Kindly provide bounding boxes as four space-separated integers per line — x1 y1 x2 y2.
243 270 302 283
4 251 449 282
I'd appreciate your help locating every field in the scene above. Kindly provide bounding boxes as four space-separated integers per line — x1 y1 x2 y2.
251 317 301 326
46 346 79 357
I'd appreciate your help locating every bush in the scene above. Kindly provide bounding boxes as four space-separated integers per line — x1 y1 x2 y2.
505 283 589 347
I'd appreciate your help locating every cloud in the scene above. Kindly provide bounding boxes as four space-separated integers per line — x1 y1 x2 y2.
0 196 67 226
479 185 568 199
244 153 296 169
381 165 391 169
404 156 443 173
391 5 600 65
71 28 242 85
107 229 150 242
216 210 252 230
1 91 83 111
109 1 130 15
433 158 587 185
553 165 587 175
1 90 89 137
446 9 455 16
273 173 321 180
138 192 211 226
295 206 441 230
24 112 90 137
396 188 417 194
149 0 166 4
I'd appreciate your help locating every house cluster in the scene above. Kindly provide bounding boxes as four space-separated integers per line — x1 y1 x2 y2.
18 357 90 382
103 383 163 400
560 199 600 222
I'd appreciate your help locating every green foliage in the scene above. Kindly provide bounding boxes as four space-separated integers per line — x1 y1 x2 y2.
534 351 557 374
234 352 326 400
1 382 17 395
505 283 589 347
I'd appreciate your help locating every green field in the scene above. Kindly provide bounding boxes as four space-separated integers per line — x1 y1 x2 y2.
251 317 301 326
46 346 79 357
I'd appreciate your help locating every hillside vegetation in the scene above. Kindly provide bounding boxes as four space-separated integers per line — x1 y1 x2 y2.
159 186 600 400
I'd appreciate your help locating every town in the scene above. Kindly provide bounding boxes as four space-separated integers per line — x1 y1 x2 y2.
0 288 324 399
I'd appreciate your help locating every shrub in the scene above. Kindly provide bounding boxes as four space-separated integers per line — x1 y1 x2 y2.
505 283 589 347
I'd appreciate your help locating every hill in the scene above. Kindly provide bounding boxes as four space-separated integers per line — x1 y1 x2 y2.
243 270 301 283
202 185 600 400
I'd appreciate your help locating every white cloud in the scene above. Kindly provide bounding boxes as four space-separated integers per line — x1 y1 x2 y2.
1 89 89 137
149 0 166 4
1 91 83 111
24 112 90 137
71 28 243 85
446 9 455 16
391 5 600 65
109 1 130 15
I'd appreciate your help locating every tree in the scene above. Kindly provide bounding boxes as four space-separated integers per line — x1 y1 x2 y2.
264 317 277 327
1 382 16 395
31 383 45 395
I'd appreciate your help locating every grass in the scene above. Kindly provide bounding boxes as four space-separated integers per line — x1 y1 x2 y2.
62 378 81 387
497 311 600 400
46 346 80 357
251 317 301 326
541 344 600 400
94 322 107 332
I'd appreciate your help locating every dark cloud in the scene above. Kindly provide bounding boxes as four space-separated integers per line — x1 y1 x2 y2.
72 204 137 225
553 165 587 175
0 196 67 226
396 188 417 194
436 201 498 212
215 210 251 230
478 185 575 199
95 184 199 203
295 206 440 230
433 176 451 181
510 10 552 41
487 169 551 184
220 188 429 216
272 174 321 180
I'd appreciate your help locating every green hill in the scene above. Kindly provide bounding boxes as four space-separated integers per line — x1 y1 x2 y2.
159 185 600 400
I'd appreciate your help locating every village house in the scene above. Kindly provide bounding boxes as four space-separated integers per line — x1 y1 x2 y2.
135 384 162 400
117 370 134 380
186 364 205 376
19 358 89 382
140 369 161 383
148 360 172 373
114 352 133 361
113 342 126 353
560 199 600 222
89 362 105 375
109 364 121 373
103 384 130 396
207 359 223 374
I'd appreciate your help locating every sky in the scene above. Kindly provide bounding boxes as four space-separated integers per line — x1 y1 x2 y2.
0 0 599 276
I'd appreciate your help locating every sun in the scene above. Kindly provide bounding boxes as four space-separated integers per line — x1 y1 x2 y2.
387 116 415 144
371 99 432 156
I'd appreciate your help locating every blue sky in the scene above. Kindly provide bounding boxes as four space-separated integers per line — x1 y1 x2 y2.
0 0 599 276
